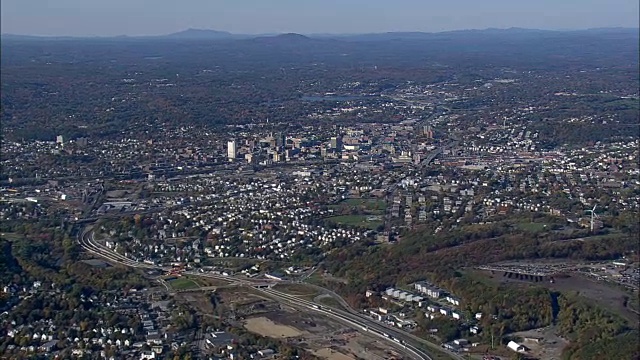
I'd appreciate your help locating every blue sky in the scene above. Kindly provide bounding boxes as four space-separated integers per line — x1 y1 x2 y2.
1 0 638 36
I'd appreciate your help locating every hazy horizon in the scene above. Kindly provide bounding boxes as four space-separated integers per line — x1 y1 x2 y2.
2 0 639 37
3 26 640 38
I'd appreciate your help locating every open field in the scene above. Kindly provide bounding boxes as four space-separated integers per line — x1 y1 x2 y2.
168 277 200 290
516 221 552 233
315 294 343 309
217 287 268 303
326 215 383 230
327 198 386 230
330 198 386 213
194 277 233 287
273 283 321 297
343 198 386 212
244 316 303 338
273 284 320 301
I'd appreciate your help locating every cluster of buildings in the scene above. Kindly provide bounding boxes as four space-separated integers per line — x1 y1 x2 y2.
98 173 374 264
1 280 282 359
1 73 637 358
364 282 472 331
1 281 197 359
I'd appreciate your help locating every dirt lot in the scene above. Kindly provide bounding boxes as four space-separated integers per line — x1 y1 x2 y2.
510 326 569 360
241 308 403 360
314 348 355 360
245 317 303 338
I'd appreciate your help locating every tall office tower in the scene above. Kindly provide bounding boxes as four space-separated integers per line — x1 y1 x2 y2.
276 132 286 150
423 125 434 139
227 140 237 161
330 136 343 150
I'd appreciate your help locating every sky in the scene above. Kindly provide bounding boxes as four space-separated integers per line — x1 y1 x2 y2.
1 0 638 36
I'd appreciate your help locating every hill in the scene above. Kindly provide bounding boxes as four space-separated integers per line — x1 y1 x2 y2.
160 28 236 40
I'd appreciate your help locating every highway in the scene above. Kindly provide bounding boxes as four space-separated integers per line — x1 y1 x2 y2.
178 273 465 360
78 226 164 270
259 288 432 360
296 282 464 359
78 227 462 360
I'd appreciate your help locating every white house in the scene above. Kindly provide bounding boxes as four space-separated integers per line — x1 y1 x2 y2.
507 341 528 353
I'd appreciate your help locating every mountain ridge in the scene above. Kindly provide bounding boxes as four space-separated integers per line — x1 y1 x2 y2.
2 27 637 42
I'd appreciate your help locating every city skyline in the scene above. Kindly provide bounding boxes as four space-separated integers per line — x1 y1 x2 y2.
2 0 638 37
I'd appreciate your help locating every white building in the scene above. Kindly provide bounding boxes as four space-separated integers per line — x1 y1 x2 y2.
507 341 527 353
227 140 237 161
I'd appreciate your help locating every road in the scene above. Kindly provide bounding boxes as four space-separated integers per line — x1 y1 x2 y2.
78 227 161 270
259 288 432 360
298 282 464 359
78 227 462 360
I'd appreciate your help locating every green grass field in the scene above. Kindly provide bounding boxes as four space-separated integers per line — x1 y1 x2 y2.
168 277 200 290
344 198 386 209
517 222 551 233
316 295 342 308
329 198 386 214
326 215 383 230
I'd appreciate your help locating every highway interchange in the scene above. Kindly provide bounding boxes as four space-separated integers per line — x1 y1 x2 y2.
78 225 464 360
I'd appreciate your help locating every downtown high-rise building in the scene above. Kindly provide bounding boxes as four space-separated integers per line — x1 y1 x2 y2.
227 140 237 161
423 125 434 139
330 136 343 151
276 132 286 150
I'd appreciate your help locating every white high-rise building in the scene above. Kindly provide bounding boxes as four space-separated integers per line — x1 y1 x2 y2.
227 140 237 161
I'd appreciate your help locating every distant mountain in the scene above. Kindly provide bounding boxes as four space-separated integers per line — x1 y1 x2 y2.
0 33 78 41
319 27 638 41
1 27 637 42
276 33 311 40
0 28 242 41
160 28 236 39
248 33 314 43
236 33 331 49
